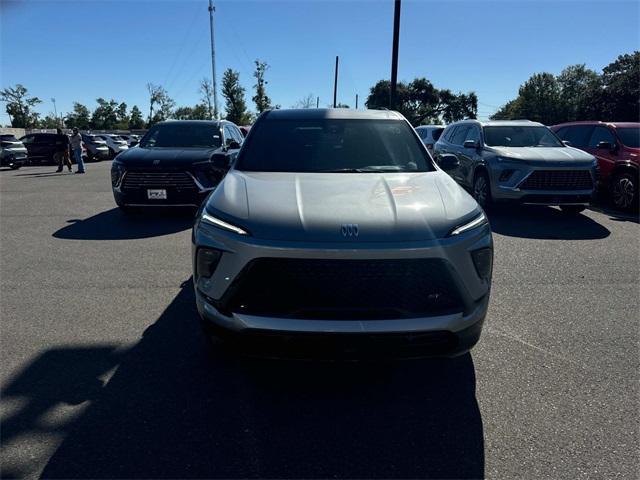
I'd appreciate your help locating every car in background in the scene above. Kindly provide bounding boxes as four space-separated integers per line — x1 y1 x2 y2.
111 119 243 211
415 125 445 151
192 108 492 357
81 134 110 161
95 134 129 158
20 132 88 165
433 120 598 214
551 122 639 211
119 134 140 147
0 134 28 169
239 126 251 137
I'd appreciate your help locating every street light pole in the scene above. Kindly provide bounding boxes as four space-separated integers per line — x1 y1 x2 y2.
390 0 401 110
51 98 58 125
208 0 219 119
333 56 339 108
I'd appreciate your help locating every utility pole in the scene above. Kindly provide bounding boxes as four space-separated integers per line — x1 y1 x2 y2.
51 98 58 125
390 0 401 110
333 56 339 108
316 96 319 108
355 94 358 109
208 0 219 119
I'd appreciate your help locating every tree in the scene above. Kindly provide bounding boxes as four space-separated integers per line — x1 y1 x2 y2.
200 78 214 119
115 102 129 129
293 94 316 109
129 105 145 129
556 64 601 121
252 60 272 113
0 84 42 128
491 73 563 124
222 69 252 125
173 106 195 120
65 102 91 129
172 104 211 120
90 98 119 129
365 78 477 125
39 114 60 129
146 83 174 125
600 51 640 121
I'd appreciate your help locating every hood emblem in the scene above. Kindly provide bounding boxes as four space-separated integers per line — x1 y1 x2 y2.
153 159 160 165
341 224 359 237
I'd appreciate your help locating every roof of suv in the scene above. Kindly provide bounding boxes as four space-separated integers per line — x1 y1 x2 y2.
448 119 546 128
552 121 640 129
262 108 405 121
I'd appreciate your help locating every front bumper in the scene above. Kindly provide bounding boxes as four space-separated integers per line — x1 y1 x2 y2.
193 221 492 355
0 153 26 167
488 159 596 205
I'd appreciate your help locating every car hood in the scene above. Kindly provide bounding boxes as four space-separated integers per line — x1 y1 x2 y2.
488 146 595 164
116 147 218 168
206 170 480 242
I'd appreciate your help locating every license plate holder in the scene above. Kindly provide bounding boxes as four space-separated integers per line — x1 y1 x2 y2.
147 189 167 200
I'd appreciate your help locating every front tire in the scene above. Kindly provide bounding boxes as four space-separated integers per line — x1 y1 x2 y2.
611 172 638 211
472 170 492 210
560 205 586 215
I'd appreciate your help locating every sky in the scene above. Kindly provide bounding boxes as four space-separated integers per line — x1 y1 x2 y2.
1 0 639 125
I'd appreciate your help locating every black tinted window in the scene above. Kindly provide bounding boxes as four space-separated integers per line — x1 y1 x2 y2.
588 126 616 148
563 126 594 147
451 125 469 145
237 119 433 173
443 126 457 142
616 127 640 148
432 127 444 141
141 123 222 148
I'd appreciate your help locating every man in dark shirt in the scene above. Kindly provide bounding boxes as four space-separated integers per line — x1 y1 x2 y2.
54 128 72 172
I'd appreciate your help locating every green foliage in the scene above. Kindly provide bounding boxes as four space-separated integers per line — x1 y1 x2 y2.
173 104 210 120
0 84 42 128
129 105 145 129
492 52 639 123
199 78 214 119
222 69 252 125
65 102 91 129
90 98 119 129
147 83 175 125
252 60 272 113
365 78 477 125
39 114 60 129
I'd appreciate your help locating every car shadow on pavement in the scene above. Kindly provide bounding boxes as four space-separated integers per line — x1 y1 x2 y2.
488 205 611 240
52 208 194 240
34 282 484 479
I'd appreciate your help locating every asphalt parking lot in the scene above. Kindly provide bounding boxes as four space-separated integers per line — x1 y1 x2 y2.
1 161 638 479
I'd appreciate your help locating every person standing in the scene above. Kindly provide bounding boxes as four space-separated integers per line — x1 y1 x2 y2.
69 128 85 174
54 128 72 172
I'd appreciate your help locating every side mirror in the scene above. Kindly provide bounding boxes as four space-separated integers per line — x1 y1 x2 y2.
211 152 231 169
130 140 139 147
597 141 613 150
439 154 460 171
463 140 479 149
562 140 571 146
227 140 241 150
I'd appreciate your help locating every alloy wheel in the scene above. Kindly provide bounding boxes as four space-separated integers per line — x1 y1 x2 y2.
612 176 635 209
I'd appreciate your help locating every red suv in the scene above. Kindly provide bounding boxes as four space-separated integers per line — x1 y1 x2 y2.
551 122 639 211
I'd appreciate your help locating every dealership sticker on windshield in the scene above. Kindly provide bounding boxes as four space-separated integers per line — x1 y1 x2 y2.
147 189 167 200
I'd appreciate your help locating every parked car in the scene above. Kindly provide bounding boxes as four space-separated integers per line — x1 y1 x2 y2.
119 134 140 147
81 134 110 161
0 134 28 169
415 125 445 151
433 119 598 214
192 108 492 357
551 122 639 211
238 126 251 137
111 119 243 210
94 134 129 158
20 132 88 165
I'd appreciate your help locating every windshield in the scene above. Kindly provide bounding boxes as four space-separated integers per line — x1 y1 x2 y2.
141 123 222 148
483 126 563 147
0 135 19 142
616 127 640 148
236 119 433 173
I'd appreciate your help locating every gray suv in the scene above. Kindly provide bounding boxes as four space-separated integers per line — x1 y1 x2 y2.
192 109 493 357
433 120 598 214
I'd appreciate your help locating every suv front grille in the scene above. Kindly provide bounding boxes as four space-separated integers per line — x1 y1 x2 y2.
122 170 197 190
224 258 464 320
518 170 592 191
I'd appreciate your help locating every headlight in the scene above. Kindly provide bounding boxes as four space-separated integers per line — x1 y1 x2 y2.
448 212 488 236
201 212 249 236
111 161 124 186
